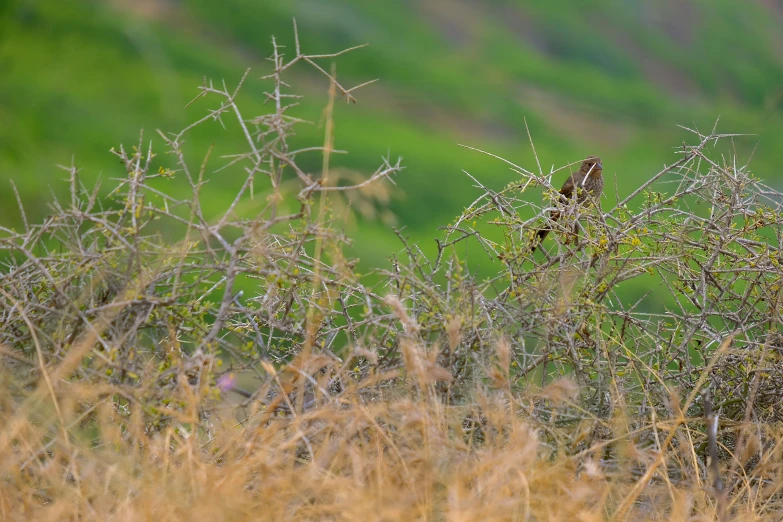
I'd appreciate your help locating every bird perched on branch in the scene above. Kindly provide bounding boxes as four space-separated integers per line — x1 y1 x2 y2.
531 156 604 252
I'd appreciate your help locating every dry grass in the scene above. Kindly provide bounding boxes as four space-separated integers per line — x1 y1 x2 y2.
3 346 775 522
3 343 783 521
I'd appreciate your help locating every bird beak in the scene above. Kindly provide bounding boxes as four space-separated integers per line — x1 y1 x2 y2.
596 162 603 170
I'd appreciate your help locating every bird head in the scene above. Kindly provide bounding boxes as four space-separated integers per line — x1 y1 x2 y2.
581 156 603 175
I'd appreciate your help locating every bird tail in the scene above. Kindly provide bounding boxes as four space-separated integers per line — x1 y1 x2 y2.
531 228 550 252
532 209 560 252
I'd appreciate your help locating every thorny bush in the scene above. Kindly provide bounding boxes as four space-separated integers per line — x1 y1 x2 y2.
2 27 783 520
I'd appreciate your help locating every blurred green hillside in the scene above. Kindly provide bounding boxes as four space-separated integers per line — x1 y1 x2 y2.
2 0 783 271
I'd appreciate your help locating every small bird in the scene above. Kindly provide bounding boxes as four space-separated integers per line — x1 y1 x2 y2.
531 156 604 252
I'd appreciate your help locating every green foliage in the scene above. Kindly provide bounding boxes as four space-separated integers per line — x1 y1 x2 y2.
3 0 783 273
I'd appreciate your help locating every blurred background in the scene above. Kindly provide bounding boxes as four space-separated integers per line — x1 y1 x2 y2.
2 0 783 269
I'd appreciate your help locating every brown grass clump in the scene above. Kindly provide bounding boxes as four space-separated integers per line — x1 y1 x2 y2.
3 24 783 521
1 346 764 522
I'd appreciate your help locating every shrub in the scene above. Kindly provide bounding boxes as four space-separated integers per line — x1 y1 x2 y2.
2 27 783 520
